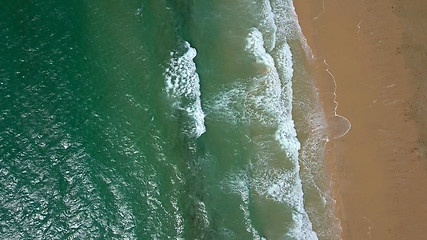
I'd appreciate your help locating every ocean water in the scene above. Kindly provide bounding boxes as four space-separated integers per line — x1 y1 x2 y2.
0 0 339 239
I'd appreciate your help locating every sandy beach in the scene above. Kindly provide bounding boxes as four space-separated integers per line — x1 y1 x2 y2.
294 0 427 239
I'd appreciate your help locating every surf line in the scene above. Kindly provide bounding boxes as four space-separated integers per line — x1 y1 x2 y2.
321 57 351 141
304 0 351 141
300 42 351 141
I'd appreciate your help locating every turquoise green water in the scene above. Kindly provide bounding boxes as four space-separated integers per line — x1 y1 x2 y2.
0 0 340 239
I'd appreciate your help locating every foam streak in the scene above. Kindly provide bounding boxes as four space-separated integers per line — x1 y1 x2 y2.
164 41 206 138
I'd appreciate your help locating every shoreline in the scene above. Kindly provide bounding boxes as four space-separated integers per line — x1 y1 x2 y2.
294 0 427 239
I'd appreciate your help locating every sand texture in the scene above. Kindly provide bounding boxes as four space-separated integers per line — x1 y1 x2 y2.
294 0 427 239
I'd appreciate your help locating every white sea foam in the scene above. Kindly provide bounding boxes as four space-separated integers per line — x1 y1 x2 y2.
245 28 282 127
299 105 344 239
196 200 210 229
269 0 301 42
245 28 301 159
206 84 247 124
164 41 206 138
268 0 344 238
259 0 277 52
244 27 318 239
171 194 184 238
223 172 263 240
204 2 326 238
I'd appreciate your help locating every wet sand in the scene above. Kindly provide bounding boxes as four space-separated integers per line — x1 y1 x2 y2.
294 0 427 239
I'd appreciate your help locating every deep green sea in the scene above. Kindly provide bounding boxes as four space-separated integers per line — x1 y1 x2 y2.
0 0 341 239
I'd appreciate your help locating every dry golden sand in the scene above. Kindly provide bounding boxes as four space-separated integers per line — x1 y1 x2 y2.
294 0 427 239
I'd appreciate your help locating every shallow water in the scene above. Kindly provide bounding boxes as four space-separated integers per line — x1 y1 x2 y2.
0 1 340 239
